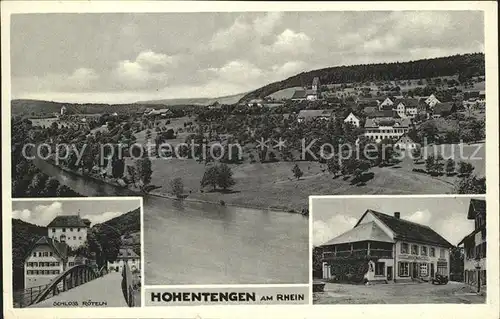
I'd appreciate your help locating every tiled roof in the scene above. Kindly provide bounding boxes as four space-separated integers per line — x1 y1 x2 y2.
26 236 69 261
363 106 378 114
433 102 456 114
47 215 89 228
360 210 454 248
369 110 399 118
364 117 410 128
321 221 394 246
467 199 486 219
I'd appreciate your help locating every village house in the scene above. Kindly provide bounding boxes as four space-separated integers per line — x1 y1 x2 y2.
394 134 418 151
291 77 321 101
379 97 394 110
146 108 173 118
363 117 411 143
394 98 419 119
24 237 69 289
458 199 486 290
320 210 453 284
107 247 141 273
47 215 91 249
425 94 441 107
297 109 334 123
431 102 457 119
344 112 361 128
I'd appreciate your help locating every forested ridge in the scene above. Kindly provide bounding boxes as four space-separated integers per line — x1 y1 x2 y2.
240 53 485 102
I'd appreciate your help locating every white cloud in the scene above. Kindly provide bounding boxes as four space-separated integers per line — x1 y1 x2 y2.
313 214 357 246
13 202 64 226
82 211 123 225
406 210 432 226
253 12 283 36
271 29 312 54
112 50 176 89
12 209 32 221
210 17 252 51
67 68 99 89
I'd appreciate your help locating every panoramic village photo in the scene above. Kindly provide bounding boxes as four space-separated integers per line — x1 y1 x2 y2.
312 196 486 304
11 198 142 308
9 11 486 285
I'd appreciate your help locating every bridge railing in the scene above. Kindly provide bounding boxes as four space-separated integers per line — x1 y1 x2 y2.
31 264 101 305
13 283 51 308
121 263 137 307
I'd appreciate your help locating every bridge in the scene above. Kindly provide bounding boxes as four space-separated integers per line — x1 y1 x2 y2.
17 263 139 308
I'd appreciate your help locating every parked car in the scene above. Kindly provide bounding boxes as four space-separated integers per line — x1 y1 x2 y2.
431 274 449 285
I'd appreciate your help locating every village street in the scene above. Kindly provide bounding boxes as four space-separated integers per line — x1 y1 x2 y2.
313 281 485 304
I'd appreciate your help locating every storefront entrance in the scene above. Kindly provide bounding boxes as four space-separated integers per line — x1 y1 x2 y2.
411 262 419 278
387 266 393 280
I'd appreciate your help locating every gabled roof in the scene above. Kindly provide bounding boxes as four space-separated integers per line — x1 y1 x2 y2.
369 109 399 118
467 199 486 219
356 210 454 248
363 106 378 114
25 236 69 261
433 102 456 114
401 98 420 108
321 221 394 246
344 112 359 121
364 117 410 128
395 134 416 144
47 215 89 228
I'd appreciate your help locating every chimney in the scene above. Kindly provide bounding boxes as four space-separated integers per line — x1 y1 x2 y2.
394 212 401 219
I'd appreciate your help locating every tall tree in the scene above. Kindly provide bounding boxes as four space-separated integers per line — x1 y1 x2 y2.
217 164 236 190
292 164 304 180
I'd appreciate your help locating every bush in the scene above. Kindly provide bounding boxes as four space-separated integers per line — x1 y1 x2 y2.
219 200 226 206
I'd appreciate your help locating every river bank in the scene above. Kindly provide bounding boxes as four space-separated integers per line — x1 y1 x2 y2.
42 158 307 215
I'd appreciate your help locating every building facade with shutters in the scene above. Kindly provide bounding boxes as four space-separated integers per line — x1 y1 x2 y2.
47 215 91 249
107 247 141 273
320 210 453 284
458 199 486 288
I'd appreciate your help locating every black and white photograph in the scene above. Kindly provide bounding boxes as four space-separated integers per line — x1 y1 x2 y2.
312 196 486 304
11 198 142 308
8 9 489 286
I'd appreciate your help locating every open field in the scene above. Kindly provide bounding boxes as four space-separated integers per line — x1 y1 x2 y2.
314 282 485 304
132 158 456 212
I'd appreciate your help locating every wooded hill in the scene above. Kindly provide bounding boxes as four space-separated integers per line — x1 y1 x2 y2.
239 53 485 102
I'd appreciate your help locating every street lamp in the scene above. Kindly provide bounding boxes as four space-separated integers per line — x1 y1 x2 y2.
474 256 481 293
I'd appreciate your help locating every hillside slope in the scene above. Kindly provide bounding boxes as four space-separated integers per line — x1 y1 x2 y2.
239 53 485 102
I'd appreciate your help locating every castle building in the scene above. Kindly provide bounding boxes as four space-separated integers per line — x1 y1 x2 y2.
47 215 91 249
107 247 140 273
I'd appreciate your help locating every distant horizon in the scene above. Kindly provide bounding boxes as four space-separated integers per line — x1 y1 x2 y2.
11 51 485 106
11 11 484 104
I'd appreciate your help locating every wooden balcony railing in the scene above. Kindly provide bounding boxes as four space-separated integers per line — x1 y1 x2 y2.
323 249 393 259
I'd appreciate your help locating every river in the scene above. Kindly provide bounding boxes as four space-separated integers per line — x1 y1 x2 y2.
32 158 310 284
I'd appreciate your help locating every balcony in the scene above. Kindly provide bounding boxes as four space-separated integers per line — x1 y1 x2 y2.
323 249 393 260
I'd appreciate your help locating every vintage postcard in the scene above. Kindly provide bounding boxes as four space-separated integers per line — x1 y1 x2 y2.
1 1 498 319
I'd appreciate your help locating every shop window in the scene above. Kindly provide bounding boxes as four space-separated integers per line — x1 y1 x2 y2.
399 262 409 277
375 262 385 276
420 264 428 276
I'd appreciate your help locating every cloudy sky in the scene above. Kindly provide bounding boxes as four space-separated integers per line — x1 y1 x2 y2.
312 196 485 247
11 11 484 103
12 199 141 227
